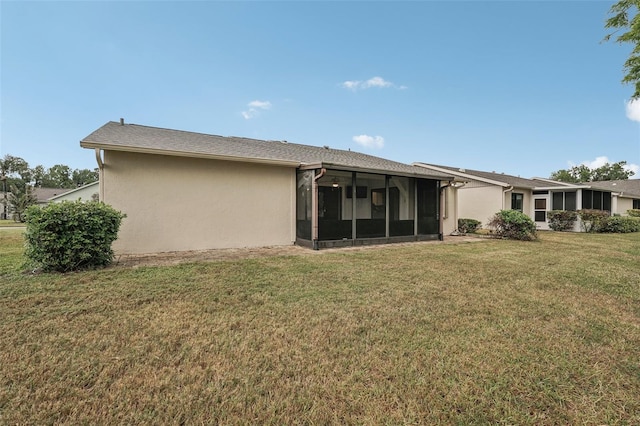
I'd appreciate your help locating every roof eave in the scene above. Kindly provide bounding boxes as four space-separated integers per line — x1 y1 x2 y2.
81 141 301 168
299 162 453 180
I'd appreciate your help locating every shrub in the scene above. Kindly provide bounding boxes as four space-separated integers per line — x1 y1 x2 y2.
547 210 578 231
597 216 640 233
627 209 640 217
24 201 126 272
458 218 481 234
577 209 609 233
487 210 538 241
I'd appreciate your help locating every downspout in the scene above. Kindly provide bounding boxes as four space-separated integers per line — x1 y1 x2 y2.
439 182 449 239
311 168 326 250
502 185 513 210
94 148 105 201
441 181 467 235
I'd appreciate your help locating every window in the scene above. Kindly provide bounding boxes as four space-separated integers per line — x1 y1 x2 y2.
552 192 564 210
371 188 385 219
551 191 577 211
535 211 546 222
582 190 611 212
634 199 640 209
511 193 523 211
565 192 577 211
535 199 546 210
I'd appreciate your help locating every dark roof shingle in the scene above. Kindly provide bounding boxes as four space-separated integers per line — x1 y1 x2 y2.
81 122 452 180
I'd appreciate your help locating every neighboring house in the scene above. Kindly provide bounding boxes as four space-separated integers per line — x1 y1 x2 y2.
48 181 99 203
584 179 640 213
80 121 455 254
413 164 640 232
33 187 67 206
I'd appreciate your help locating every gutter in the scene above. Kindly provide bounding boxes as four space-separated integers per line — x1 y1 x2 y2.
502 185 513 210
440 181 467 235
94 148 105 201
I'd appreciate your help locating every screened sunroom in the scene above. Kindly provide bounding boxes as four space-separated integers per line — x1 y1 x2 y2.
296 168 442 249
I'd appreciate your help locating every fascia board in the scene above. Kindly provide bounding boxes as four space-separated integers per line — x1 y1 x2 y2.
80 142 301 168
413 163 511 187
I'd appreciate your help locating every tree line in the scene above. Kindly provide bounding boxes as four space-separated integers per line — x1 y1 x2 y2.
549 160 635 183
0 154 98 191
1 154 99 221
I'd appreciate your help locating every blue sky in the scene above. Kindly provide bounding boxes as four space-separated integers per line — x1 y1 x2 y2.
2 0 640 179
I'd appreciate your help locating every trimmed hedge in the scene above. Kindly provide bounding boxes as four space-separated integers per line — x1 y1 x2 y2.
487 210 538 241
458 218 481 234
547 210 578 231
628 209 640 217
577 209 610 233
24 201 125 272
598 216 640 233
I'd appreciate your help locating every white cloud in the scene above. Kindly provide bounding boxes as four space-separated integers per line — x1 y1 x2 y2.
341 76 405 91
363 76 392 89
626 99 640 122
248 100 272 109
242 100 272 119
353 134 384 149
341 80 361 90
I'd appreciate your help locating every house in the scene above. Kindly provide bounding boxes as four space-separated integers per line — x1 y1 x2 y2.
33 187 67 206
48 181 99 203
583 179 640 213
413 164 640 232
80 121 455 254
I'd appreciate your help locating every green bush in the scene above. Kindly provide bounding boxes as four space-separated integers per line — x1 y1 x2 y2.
458 218 481 234
577 209 610 233
597 216 640 233
487 210 538 241
24 201 126 272
627 209 640 217
547 210 578 231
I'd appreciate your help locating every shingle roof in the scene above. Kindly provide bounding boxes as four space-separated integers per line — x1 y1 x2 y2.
81 122 453 180
415 163 568 188
33 187 67 202
583 179 640 198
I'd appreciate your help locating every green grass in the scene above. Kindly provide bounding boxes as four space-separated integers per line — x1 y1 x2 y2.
1 231 639 424
0 219 25 228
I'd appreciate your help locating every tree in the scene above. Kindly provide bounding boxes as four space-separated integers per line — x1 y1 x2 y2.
42 164 73 189
1 155 30 219
550 160 635 182
72 168 99 187
8 183 37 222
605 1 640 99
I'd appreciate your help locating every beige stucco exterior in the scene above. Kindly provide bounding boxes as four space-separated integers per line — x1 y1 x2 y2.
457 182 504 227
102 151 296 254
616 197 634 215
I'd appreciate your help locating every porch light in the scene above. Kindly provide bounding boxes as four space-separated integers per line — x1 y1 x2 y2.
331 178 339 188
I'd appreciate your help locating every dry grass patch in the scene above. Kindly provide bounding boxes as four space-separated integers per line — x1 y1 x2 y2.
1 231 639 424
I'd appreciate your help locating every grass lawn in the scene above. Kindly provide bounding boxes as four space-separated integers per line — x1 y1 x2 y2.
1 229 639 424
0 219 25 228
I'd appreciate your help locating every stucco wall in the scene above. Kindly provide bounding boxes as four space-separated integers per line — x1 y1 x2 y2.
458 183 504 227
616 197 634 215
103 151 296 254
